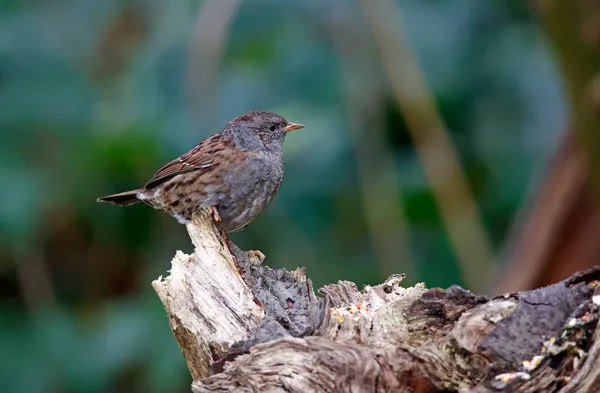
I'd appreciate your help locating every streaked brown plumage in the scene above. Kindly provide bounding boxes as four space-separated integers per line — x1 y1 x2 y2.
97 110 304 233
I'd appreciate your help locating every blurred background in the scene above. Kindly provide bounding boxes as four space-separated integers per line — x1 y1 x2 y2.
2 0 600 392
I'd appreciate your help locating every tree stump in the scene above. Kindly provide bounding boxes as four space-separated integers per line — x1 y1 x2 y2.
152 212 600 392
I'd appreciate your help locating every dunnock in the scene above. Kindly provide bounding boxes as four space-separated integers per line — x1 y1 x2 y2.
97 110 304 238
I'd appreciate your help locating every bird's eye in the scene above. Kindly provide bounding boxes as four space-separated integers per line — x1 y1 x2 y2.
269 124 277 132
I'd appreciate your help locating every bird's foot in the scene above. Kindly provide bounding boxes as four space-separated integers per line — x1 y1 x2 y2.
246 250 265 264
207 206 221 223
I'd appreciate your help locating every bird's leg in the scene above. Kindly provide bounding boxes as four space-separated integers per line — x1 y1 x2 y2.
205 206 264 265
207 206 221 223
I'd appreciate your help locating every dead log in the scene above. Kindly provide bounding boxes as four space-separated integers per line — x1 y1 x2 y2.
153 212 600 392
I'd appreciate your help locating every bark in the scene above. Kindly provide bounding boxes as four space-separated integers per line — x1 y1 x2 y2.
153 212 600 392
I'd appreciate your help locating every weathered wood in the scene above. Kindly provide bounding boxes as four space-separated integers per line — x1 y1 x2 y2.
153 212 600 392
151 211 265 379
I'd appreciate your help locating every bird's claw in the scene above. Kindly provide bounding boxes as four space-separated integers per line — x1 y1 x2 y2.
246 250 265 264
207 206 221 223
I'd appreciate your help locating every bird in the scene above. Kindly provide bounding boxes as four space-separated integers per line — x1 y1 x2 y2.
97 110 304 258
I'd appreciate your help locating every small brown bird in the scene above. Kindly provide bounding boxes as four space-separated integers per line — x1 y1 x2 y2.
97 110 304 237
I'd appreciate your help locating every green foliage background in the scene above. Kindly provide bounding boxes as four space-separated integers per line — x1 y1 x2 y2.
0 1 565 392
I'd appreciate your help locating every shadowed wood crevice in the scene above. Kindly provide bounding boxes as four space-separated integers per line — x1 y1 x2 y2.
153 212 600 392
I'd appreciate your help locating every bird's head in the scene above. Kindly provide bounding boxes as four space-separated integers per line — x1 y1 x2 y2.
226 110 304 152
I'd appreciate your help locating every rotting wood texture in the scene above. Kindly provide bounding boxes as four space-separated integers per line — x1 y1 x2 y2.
152 211 600 392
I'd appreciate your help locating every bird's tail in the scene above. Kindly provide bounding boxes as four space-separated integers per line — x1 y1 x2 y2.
96 189 143 206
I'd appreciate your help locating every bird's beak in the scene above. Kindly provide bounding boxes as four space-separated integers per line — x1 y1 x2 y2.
284 122 305 132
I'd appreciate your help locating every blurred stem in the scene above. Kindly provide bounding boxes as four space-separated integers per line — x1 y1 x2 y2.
359 0 495 292
15 243 56 312
342 81 415 281
186 0 240 130
329 16 414 281
493 133 589 294
538 0 600 205
91 4 149 82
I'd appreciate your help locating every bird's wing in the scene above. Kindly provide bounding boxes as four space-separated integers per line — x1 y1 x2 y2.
144 134 224 189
